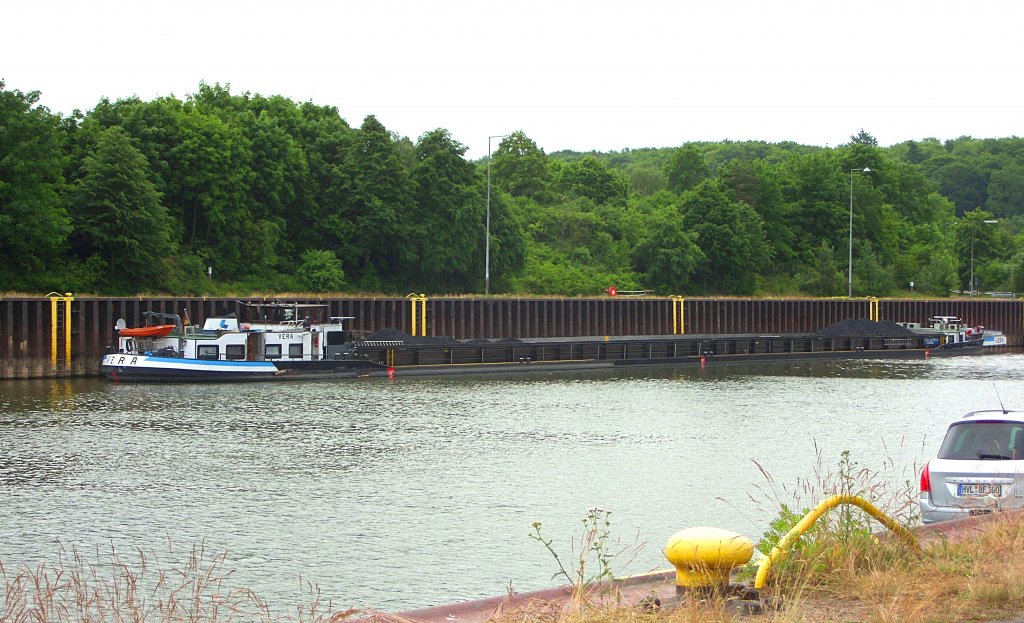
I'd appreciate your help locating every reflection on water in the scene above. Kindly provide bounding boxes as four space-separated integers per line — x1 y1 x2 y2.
1 354 1023 612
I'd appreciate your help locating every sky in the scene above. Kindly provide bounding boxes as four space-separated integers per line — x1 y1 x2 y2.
4 0 1023 159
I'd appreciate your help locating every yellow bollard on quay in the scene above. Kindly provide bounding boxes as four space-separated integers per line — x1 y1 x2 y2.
664 526 754 594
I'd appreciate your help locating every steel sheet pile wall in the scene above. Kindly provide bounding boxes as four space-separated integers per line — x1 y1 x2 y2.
1 296 1020 379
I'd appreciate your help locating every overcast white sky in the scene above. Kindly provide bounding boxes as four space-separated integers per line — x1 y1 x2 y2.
4 0 1022 159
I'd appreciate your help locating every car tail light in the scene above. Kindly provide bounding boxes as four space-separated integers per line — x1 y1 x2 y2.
920 462 931 493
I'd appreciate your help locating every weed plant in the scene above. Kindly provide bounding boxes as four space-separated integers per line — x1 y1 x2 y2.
0 540 353 623
530 507 644 605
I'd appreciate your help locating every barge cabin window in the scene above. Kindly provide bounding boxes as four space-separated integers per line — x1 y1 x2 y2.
225 344 245 360
265 344 282 360
197 345 219 360
288 343 303 358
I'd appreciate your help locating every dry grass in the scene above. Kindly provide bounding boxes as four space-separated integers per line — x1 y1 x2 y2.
0 541 356 623
487 512 1024 623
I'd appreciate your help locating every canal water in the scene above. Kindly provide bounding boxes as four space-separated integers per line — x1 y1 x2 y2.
2 354 1023 613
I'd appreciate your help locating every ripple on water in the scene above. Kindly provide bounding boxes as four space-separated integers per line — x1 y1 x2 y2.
1 354 1023 612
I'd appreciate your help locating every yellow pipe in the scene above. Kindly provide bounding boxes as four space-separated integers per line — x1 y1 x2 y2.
64 295 72 368
753 494 917 590
671 296 685 335
407 294 427 337
680 297 685 335
420 296 427 337
50 296 58 370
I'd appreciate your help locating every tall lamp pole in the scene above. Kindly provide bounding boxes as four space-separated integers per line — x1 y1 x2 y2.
969 218 999 295
848 167 871 298
485 134 507 296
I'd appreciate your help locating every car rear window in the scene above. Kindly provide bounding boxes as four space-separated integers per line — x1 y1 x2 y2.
938 421 1024 460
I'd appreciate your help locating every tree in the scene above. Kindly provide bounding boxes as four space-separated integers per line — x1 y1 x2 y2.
556 156 627 205
853 241 896 296
664 144 710 193
297 249 345 292
986 164 1024 218
70 126 175 292
935 160 990 217
680 180 770 294
627 164 667 196
719 160 794 272
954 209 1001 292
633 205 704 293
409 129 486 292
491 131 550 202
342 115 416 289
800 242 843 296
918 249 958 296
0 83 71 291
849 129 879 146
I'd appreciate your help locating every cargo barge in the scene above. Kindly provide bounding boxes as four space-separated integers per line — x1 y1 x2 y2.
99 302 1002 383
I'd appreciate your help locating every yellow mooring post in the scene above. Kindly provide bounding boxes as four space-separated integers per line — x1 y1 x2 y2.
407 293 427 337
664 526 754 594
868 297 880 321
671 296 685 335
47 292 74 372
753 494 918 590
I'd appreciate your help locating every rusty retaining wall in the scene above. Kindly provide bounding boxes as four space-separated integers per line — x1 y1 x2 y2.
1 296 1021 379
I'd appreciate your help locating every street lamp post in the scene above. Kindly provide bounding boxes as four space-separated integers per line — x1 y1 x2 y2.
848 167 871 298
485 134 507 296
969 218 999 295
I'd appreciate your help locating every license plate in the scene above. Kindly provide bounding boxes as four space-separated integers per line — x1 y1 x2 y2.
958 483 1002 497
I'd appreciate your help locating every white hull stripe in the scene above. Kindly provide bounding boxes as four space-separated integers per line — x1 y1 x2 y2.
102 354 278 374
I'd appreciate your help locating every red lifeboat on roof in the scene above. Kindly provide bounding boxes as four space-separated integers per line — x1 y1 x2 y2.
119 324 176 338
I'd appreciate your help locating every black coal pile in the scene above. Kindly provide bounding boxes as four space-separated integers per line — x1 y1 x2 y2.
816 318 918 338
362 329 523 346
363 328 459 345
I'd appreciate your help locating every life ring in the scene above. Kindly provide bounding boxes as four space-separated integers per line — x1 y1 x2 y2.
608 286 618 297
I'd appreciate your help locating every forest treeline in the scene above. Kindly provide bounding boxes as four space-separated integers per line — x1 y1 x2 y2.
3 81 1024 297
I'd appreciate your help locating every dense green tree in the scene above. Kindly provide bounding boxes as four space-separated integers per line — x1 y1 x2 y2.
852 241 896 296
719 160 794 271
409 129 486 292
70 126 174 293
955 209 1001 292
342 115 415 289
297 249 345 292
680 180 770 294
633 205 704 293
627 164 668 196
664 144 710 193
849 129 878 146
799 242 844 296
491 131 550 202
917 249 958 296
986 163 1024 218
555 156 627 205
934 160 991 217
0 83 71 291
778 151 846 264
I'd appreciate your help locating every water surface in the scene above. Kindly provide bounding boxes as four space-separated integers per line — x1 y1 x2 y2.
2 355 1023 612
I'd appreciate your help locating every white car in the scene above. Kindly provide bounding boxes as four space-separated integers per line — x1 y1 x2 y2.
919 409 1024 524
